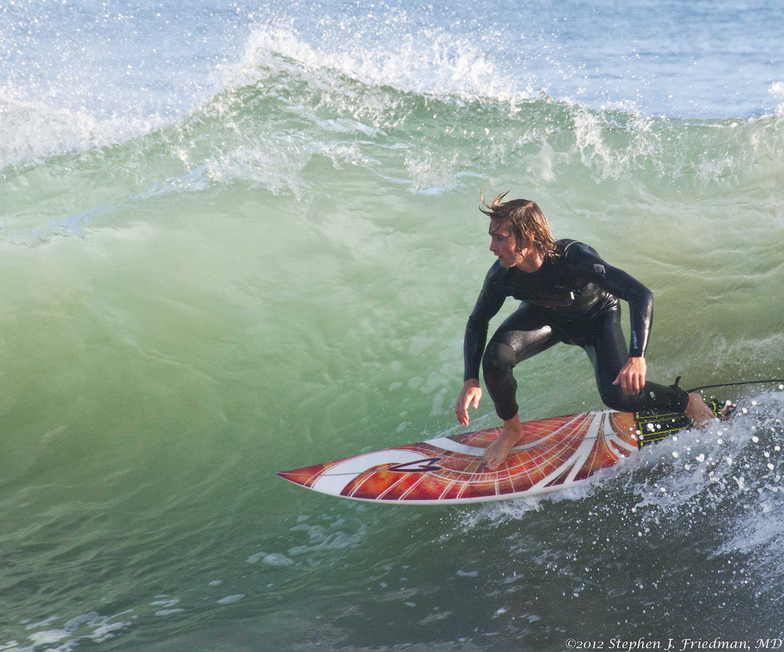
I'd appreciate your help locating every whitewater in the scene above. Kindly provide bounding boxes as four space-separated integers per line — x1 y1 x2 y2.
1 0 783 649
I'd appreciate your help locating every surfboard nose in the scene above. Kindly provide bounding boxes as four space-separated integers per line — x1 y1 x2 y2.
276 464 326 488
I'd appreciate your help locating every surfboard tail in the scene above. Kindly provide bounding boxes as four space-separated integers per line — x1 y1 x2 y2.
635 398 733 447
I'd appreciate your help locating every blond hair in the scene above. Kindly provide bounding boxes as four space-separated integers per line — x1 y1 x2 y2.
480 190 557 257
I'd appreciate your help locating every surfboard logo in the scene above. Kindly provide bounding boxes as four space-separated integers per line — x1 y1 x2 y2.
388 457 443 473
593 263 607 276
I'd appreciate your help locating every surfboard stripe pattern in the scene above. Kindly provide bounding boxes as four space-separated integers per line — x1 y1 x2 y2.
277 401 731 504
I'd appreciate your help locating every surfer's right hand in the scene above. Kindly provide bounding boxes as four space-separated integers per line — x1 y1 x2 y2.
456 379 482 426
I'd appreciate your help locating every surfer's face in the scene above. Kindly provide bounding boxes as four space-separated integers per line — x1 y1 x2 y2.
489 220 527 268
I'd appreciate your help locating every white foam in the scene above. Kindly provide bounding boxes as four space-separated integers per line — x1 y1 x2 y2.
247 551 295 566
12 609 135 650
28 630 70 646
769 82 784 99
220 19 529 106
216 594 245 605
0 93 161 170
287 518 368 558
770 82 784 117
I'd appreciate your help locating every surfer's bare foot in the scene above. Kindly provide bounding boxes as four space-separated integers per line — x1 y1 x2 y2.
684 392 716 429
482 417 524 471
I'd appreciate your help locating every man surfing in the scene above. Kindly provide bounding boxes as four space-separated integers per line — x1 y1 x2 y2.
455 192 716 470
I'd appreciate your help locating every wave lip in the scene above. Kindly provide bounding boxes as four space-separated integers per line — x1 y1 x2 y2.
0 93 164 171
224 19 535 106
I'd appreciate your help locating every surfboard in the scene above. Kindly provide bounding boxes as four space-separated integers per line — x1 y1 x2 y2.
277 400 731 505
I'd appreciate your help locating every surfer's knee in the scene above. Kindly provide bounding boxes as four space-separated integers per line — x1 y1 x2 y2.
482 341 517 381
598 385 639 412
599 382 690 414
482 341 519 420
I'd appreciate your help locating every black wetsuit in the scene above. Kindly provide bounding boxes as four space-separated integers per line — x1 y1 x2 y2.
464 239 688 420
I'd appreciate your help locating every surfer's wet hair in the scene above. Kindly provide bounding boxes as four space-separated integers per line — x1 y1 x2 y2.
480 190 557 257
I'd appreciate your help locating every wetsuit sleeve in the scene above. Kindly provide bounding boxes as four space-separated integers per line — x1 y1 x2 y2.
566 244 654 357
464 265 507 380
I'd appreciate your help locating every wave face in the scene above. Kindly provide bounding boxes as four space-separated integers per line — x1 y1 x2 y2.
1 1 784 650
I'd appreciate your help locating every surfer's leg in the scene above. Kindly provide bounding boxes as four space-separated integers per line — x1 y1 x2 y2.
482 303 558 421
585 308 691 414
480 305 559 470
481 414 525 471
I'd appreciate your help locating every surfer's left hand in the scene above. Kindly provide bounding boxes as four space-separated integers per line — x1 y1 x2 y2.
612 356 647 395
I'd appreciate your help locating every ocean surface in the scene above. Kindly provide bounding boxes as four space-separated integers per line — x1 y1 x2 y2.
2 1 784 649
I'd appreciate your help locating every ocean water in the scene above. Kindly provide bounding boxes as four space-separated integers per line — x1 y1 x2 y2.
1 1 784 649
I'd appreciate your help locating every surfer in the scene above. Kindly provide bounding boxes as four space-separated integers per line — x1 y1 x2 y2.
455 192 717 470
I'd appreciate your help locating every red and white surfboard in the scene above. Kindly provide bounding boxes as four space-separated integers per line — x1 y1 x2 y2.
278 402 730 505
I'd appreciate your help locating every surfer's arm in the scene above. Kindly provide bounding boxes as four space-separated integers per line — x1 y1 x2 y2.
567 244 653 394
463 264 507 381
567 244 654 357
613 355 648 395
457 266 506 425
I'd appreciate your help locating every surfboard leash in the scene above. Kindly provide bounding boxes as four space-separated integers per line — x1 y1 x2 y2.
673 376 784 394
